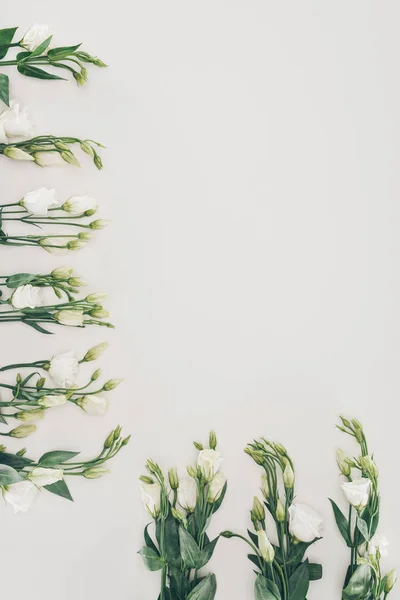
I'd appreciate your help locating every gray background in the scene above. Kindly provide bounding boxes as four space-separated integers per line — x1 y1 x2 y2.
1 2 398 598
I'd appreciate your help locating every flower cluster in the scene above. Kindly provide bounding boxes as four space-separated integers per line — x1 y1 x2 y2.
0 187 108 250
139 432 227 600
0 342 122 436
0 268 113 333
331 417 397 599
0 425 129 513
0 24 106 106
221 438 323 600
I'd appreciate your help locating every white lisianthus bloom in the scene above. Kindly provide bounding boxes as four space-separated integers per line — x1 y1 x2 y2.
197 449 222 481
177 477 197 512
208 472 226 503
28 467 63 487
0 101 34 140
55 309 84 327
11 285 43 309
63 195 98 215
21 187 59 216
288 503 324 543
49 350 79 388
342 478 372 511
38 394 67 408
2 480 38 513
4 146 34 161
140 482 161 518
257 530 275 563
77 394 108 416
34 152 65 167
21 24 53 52
369 536 389 558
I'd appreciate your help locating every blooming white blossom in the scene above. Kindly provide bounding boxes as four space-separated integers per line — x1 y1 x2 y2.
2 480 38 513
342 478 372 511
288 503 324 543
178 477 197 512
28 467 63 487
77 394 108 416
63 195 98 215
21 187 59 216
49 350 79 388
197 449 222 481
208 472 226 503
21 24 53 52
11 285 43 309
0 101 34 140
369 536 389 558
140 481 161 518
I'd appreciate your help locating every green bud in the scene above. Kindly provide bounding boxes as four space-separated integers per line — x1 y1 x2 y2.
84 342 108 362
139 475 154 484
276 499 285 522
67 239 87 251
16 373 22 384
0 445 6 452
244 447 264 465
61 151 81 167
84 468 109 479
78 231 93 240
94 154 103 170
193 442 203 451
220 531 234 538
283 460 295 488
91 369 101 381
253 496 265 522
86 293 107 304
172 507 187 528
385 569 397 593
339 415 352 428
68 277 87 287
81 141 94 156
187 466 196 478
73 71 85 86
16 448 27 456
260 474 269 500
168 468 179 490
36 377 46 390
9 424 36 438
113 425 122 441
121 435 131 447
89 308 110 319
209 431 217 450
89 219 109 230
54 140 70 151
104 431 115 449
15 409 44 422
4 146 34 161
273 443 288 456
51 267 73 279
336 449 352 477
103 378 123 391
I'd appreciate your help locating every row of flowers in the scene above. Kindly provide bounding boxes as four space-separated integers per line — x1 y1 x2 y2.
139 420 396 600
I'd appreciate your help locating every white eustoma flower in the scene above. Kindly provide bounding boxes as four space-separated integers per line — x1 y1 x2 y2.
28 467 63 487
63 195 98 215
21 24 53 52
178 477 197 512
11 285 43 309
21 187 59 216
369 536 389 558
140 482 161 518
257 530 275 563
38 394 67 408
77 394 108 416
34 152 65 167
208 472 226 503
197 449 222 481
49 350 79 388
288 503 324 543
3 480 38 513
342 478 372 511
0 101 34 140
55 309 84 327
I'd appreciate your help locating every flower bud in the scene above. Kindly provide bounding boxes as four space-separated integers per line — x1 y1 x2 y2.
9 424 36 438
276 499 285 522
91 369 101 381
359 455 378 478
209 431 217 450
86 293 107 304
81 141 94 156
273 443 287 456
261 474 269 500
67 239 87 251
103 378 123 391
51 267 73 279
78 232 93 240
0 445 6 452
244 448 264 465
89 219 109 230
38 395 67 408
61 151 81 167
73 71 85 86
83 468 109 479
168 468 179 490
220 531 234 538
385 569 397 593
4 147 34 161
84 342 108 362
257 530 275 563
283 461 295 489
193 442 203 451
15 409 44 422
36 377 46 390
187 466 196 478
336 449 351 477
68 277 87 287
121 435 131 447
172 507 187 528
139 475 154 484
113 425 122 440
94 154 103 170
16 448 27 456
104 431 115 449
253 497 265 522
89 308 110 319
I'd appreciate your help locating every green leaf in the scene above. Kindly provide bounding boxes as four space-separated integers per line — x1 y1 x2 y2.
287 538 321 566
163 511 181 566
356 518 370 542
187 574 217 600
342 565 373 600
6 273 37 288
0 451 34 469
254 574 281 600
0 27 18 60
17 63 66 80
248 553 262 571
138 546 163 571
212 481 227 513
288 560 310 600
44 479 73 501
329 499 352 547
38 450 80 467
179 525 202 569
47 44 82 61
0 73 9 106
169 566 190 599
28 36 52 58
309 563 323 581
21 319 53 334
0 464 23 485
198 536 220 569
144 523 159 554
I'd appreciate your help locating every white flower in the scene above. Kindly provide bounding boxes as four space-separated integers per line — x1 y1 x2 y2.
55 309 84 327
28 467 63 487
21 24 53 52
257 530 275 563
369 536 389 558
34 152 65 167
21 187 59 216
3 480 38 513
11 285 43 309
288 503 323 542
140 482 161 518
4 147 34 161
178 477 197 512
197 449 222 481
38 394 67 408
63 195 98 215
342 478 372 511
49 350 79 388
0 101 34 140
77 394 108 416
208 472 226 503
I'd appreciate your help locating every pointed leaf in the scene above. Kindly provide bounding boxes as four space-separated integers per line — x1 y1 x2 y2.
17 63 66 80
38 450 80 467
0 73 9 106
0 463 23 485
342 565 373 600
187 574 217 600
44 479 73 501
144 523 159 554
329 498 352 547
138 546 163 571
198 535 220 568
21 319 53 334
6 273 37 288
254 574 281 600
0 28 17 60
309 563 323 580
179 525 202 569
288 560 310 600
48 44 82 60
0 452 33 469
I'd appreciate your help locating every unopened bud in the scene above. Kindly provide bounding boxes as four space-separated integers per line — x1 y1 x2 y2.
16 448 27 456
385 569 397 593
187 466 197 478
51 267 73 279
94 154 103 170
91 369 101 381
81 141 94 156
104 431 115 449
336 449 351 477
172 507 188 527
9 424 36 438
261 474 269 500
168 468 179 490
15 409 44 422
193 442 203 451
283 460 295 489
103 378 123 391
253 496 265 522
84 342 108 362
121 435 131 447
276 499 285 522
36 377 46 390
139 475 154 484
209 431 217 450
84 467 109 479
